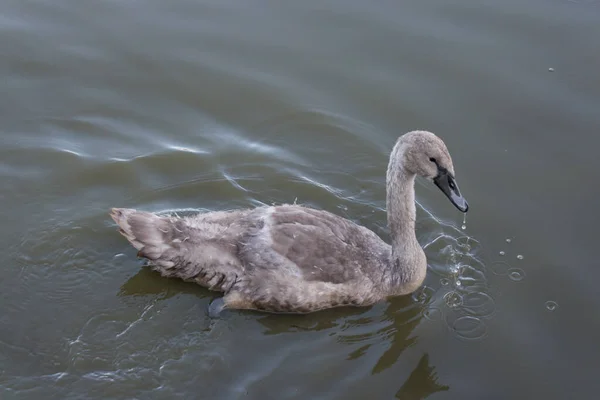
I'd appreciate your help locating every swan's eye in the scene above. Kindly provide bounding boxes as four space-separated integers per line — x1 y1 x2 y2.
429 157 437 163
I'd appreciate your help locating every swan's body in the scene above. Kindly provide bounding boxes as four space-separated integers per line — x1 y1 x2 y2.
110 130 468 313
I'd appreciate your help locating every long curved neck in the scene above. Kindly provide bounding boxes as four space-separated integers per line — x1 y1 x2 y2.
386 166 419 253
386 146 419 252
385 143 425 293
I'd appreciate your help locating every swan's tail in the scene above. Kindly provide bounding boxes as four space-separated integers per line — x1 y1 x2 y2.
109 208 240 292
110 208 181 269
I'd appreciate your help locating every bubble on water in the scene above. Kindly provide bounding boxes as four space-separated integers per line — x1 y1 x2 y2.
490 261 510 276
423 307 442 321
449 316 487 340
508 268 526 282
449 265 459 275
545 301 558 311
461 225 466 230
517 254 524 260
440 278 450 286
505 238 512 243
499 251 505 256
444 291 463 308
455 280 462 287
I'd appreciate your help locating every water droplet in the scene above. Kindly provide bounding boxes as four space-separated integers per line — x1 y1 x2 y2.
423 307 442 321
444 292 463 308
461 225 466 230
545 301 558 311
455 280 462 287
499 251 505 256
440 278 450 286
508 268 526 282
449 266 459 275
517 255 524 260
548 67 554 72
505 238 512 243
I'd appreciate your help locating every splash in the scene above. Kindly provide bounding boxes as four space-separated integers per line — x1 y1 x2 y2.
416 205 494 340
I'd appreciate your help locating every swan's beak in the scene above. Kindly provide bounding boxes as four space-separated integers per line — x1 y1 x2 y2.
434 171 469 213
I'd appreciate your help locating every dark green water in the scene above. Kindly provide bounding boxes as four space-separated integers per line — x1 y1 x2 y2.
2 0 600 399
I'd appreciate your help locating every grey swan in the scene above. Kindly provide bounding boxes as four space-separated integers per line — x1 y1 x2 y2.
110 130 468 313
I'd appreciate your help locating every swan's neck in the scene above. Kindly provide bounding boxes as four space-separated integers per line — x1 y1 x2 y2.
385 147 425 293
386 166 419 252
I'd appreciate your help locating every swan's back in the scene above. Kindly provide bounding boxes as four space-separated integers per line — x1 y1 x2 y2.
241 206 388 282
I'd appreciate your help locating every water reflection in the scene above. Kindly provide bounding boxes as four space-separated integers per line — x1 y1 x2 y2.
118 266 216 302
395 354 450 400
256 291 450 397
255 294 423 374
366 296 422 375
255 306 369 334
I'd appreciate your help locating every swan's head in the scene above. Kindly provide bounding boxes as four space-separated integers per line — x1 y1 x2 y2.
395 130 469 213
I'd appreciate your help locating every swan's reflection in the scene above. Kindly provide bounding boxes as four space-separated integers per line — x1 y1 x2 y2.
118 266 216 302
395 353 449 400
256 290 449 397
120 267 449 398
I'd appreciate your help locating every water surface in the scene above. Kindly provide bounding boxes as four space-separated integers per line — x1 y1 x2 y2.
2 0 600 399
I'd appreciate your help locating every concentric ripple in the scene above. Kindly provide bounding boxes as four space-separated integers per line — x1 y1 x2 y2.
419 209 495 340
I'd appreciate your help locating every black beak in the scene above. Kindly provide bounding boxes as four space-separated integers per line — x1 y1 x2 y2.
433 170 469 213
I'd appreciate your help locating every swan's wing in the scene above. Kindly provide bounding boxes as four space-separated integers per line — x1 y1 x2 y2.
240 205 389 284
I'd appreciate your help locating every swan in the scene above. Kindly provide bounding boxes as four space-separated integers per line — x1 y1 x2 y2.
110 130 468 313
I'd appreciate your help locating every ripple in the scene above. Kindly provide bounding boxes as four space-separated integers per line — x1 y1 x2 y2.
456 236 480 253
490 261 510 276
418 219 496 340
220 168 250 192
545 301 558 311
165 144 210 155
456 262 487 292
412 286 435 304
461 292 496 317
508 268 526 282
251 108 384 153
448 316 487 340
423 307 442 321
443 292 463 308
423 233 484 280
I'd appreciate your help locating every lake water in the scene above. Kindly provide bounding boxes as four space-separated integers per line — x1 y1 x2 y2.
2 0 600 399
